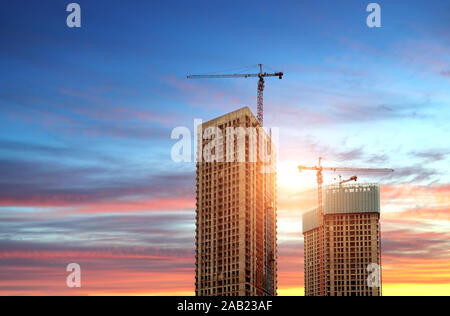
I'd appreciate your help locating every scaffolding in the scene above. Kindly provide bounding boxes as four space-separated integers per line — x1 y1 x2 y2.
324 183 380 215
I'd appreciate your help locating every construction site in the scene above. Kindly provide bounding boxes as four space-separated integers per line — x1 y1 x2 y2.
191 64 393 297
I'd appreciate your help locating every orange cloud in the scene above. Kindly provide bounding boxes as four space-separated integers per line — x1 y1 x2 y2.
0 197 195 213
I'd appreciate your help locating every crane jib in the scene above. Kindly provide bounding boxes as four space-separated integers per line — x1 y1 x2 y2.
186 65 284 126
186 72 283 79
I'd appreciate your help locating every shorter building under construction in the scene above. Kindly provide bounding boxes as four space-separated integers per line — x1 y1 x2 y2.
303 183 382 296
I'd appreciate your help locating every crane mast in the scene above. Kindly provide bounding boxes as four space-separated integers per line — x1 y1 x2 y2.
257 75 265 125
316 158 324 296
298 158 394 296
187 64 283 126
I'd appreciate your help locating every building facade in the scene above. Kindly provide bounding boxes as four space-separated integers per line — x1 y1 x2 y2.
303 183 382 296
195 107 277 296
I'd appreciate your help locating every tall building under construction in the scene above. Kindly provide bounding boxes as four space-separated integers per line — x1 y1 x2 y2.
195 107 277 296
303 183 382 296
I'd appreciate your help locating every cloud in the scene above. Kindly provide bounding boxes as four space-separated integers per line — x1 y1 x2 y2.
0 158 195 211
384 207 450 222
161 75 255 114
277 240 305 288
380 219 450 285
0 211 195 250
411 149 449 162
0 211 196 295
271 99 424 129
0 139 124 165
385 165 442 184
381 184 450 212
279 188 317 212
0 82 182 141
282 144 444 184
381 229 450 260
364 153 390 164
0 240 194 263
0 241 195 295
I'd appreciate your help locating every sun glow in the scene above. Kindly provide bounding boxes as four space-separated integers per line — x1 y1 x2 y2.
277 161 315 191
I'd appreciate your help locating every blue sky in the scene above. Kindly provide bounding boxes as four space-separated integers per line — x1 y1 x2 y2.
0 0 449 295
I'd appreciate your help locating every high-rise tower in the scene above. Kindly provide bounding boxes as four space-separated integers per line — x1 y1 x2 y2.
195 107 277 296
303 183 382 296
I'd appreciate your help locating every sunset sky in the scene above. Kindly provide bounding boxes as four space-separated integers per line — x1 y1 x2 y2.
0 0 449 296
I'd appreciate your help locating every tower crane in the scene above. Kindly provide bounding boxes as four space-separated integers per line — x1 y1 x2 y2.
298 157 394 296
187 64 283 126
